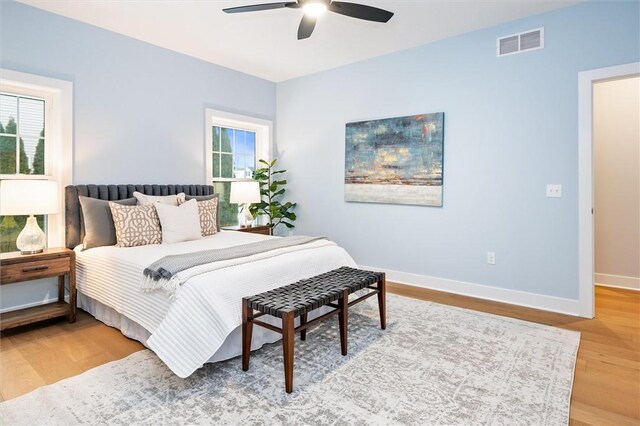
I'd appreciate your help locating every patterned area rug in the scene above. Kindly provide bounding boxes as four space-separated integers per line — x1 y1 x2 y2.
0 294 579 425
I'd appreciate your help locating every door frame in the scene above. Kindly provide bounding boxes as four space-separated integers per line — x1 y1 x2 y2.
577 62 640 318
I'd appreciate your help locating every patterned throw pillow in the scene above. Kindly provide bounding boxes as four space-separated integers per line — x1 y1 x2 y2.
196 198 219 236
184 194 220 231
109 203 162 247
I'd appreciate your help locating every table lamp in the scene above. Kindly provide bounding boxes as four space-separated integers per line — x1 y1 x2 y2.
0 179 59 254
230 181 261 228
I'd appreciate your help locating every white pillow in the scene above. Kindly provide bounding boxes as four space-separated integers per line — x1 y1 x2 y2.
133 191 186 206
154 199 202 244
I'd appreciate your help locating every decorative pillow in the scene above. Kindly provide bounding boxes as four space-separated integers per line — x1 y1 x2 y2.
109 203 162 248
133 191 186 206
187 194 220 231
180 194 219 235
154 199 202 244
79 196 137 250
197 197 219 236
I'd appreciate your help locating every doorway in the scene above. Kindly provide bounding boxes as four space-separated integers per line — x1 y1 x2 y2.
593 77 640 295
578 62 640 318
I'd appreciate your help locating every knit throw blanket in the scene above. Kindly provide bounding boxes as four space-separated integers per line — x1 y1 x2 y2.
142 236 327 298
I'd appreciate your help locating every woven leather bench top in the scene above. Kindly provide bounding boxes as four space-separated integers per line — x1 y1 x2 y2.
246 266 384 318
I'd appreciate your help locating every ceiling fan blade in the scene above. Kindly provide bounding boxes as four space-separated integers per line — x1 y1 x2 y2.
223 2 299 14
297 15 317 40
328 1 394 23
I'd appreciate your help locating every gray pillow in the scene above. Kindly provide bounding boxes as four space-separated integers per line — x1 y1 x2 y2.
184 194 221 231
79 196 137 249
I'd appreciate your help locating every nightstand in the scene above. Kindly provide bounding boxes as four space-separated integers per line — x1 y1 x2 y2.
223 225 272 236
0 248 76 331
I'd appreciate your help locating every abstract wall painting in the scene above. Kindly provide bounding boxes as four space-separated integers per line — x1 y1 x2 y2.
344 113 445 206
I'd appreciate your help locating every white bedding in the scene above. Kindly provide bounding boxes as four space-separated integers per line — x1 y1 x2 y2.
75 231 357 378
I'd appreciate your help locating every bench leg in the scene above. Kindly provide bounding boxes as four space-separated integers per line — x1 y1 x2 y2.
242 298 253 372
338 289 349 356
300 312 307 341
282 311 295 393
378 274 386 330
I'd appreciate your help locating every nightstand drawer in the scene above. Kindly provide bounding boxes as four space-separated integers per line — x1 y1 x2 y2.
1 257 70 284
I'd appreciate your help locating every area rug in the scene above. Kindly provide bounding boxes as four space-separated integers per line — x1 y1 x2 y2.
0 294 580 425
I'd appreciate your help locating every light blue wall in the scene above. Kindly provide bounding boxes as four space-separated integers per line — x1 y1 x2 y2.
276 1 640 300
0 1 276 310
1 1 276 184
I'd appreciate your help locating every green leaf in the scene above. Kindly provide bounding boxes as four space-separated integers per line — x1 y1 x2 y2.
247 157 296 231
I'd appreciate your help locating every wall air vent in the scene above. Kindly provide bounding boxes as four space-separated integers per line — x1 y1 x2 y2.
497 28 544 57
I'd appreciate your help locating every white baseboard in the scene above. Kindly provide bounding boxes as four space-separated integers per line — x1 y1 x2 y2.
595 273 640 291
360 265 582 317
0 296 68 314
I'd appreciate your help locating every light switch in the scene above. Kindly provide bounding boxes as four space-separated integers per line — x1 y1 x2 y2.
546 184 562 198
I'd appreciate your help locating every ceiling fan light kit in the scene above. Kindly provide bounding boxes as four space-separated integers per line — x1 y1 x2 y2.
223 0 394 40
302 0 328 17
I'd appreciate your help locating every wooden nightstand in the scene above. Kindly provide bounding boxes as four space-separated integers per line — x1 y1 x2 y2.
223 225 272 236
0 248 76 331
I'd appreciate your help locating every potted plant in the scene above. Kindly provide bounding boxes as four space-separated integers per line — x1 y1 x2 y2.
250 159 297 233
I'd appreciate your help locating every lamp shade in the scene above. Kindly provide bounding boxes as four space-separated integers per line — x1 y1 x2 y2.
0 180 60 215
230 181 261 204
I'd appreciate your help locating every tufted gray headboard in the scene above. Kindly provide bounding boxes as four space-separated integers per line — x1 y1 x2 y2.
65 184 215 249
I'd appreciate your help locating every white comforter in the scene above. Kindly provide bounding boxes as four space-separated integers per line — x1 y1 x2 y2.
75 231 357 378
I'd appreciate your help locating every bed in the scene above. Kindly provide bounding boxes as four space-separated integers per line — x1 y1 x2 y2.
65 184 357 378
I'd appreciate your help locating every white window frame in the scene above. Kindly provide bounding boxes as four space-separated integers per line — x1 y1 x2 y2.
0 69 73 249
204 108 272 184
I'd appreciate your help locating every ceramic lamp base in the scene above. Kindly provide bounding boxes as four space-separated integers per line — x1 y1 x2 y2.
21 249 44 255
16 215 47 255
240 204 255 228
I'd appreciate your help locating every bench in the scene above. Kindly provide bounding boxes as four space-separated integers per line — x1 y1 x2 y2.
242 266 386 393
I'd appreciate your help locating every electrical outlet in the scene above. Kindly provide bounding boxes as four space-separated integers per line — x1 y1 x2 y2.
487 252 496 265
546 184 562 198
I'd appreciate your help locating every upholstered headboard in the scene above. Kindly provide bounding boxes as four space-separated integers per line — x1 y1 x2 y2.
65 184 215 249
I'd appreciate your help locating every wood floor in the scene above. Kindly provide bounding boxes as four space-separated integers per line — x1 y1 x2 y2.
1 285 638 425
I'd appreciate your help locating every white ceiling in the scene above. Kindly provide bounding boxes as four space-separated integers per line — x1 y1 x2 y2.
20 0 580 82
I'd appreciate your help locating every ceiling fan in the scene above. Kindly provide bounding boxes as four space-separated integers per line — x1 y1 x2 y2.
223 0 394 40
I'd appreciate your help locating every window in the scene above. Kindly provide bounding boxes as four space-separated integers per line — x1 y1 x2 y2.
205 109 272 228
0 94 46 174
0 70 73 253
212 126 257 180
212 126 258 226
0 93 47 252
